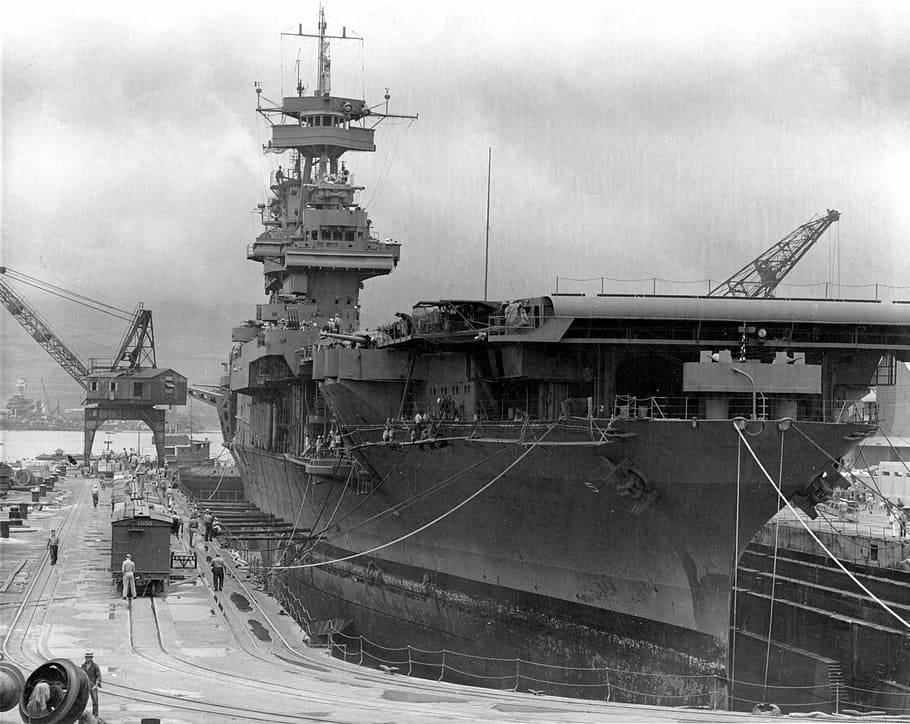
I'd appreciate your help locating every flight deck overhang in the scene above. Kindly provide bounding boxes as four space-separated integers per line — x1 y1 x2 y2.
485 294 910 352
546 294 910 326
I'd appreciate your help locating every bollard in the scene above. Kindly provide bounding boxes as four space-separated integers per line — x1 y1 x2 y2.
0 521 8 538
18 503 28 519
31 489 39 503
39 485 47 498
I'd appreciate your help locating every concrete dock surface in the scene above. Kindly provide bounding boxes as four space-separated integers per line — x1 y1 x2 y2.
0 473 903 723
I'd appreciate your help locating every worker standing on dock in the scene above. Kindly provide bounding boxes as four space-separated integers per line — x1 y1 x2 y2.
211 552 225 591
188 513 198 546
121 553 137 599
91 481 100 508
47 529 59 565
203 509 214 541
81 650 102 718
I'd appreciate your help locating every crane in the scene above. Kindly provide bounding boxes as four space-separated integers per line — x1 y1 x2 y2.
0 267 187 465
707 209 840 298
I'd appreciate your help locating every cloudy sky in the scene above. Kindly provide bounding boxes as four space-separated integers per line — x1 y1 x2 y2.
2 0 909 412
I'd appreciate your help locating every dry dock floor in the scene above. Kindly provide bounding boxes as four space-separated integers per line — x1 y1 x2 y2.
0 474 896 723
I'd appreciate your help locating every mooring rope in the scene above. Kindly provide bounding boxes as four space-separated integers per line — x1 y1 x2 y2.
730 434 743 701
734 423 910 630
761 432 786 703
272 421 559 570
310 444 513 551
274 469 316 566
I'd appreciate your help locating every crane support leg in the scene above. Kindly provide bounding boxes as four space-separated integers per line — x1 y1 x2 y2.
84 405 167 467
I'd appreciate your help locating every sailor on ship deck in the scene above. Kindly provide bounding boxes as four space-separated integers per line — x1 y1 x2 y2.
394 311 413 336
504 300 529 327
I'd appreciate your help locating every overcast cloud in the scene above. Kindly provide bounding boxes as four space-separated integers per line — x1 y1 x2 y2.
2 0 909 411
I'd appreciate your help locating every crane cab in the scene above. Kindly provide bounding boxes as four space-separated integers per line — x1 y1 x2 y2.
85 368 187 406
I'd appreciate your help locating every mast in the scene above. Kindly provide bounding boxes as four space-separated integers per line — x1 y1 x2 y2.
484 148 491 301
247 9 418 336
317 5 330 96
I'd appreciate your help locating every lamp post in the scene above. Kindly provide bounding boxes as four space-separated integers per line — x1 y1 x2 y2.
732 366 758 419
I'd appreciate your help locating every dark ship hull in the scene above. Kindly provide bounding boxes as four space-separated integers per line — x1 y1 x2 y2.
232 414 867 703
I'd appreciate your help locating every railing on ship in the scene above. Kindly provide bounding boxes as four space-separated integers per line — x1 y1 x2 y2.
612 395 877 424
553 275 910 301
367 397 876 430
613 395 772 421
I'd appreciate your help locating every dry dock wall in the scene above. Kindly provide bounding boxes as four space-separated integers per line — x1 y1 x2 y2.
734 533 910 714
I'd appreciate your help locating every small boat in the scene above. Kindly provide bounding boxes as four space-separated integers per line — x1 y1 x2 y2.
34 448 79 461
285 453 353 480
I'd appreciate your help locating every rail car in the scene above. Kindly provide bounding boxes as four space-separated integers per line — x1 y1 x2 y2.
110 477 173 595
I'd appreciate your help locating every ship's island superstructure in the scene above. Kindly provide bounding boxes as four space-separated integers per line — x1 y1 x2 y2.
210 11 910 708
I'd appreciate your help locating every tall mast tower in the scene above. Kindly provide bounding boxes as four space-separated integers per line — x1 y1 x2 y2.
247 10 416 335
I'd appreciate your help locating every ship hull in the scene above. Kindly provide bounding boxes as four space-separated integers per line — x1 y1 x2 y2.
280 540 724 704
232 412 866 702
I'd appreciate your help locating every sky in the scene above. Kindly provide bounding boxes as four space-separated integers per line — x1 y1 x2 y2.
2 0 909 412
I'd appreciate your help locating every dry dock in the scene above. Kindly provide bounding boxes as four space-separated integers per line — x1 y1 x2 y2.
0 472 903 723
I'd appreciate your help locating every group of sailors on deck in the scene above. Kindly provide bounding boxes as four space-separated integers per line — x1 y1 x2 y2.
381 406 478 446
321 314 343 334
305 428 343 458
275 164 351 186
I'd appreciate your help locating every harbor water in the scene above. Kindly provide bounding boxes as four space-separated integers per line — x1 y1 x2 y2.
0 428 225 463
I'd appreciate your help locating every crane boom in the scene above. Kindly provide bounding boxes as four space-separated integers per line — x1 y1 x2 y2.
708 209 840 298
0 268 92 388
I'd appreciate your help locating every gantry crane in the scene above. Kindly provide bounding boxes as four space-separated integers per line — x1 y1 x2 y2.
708 209 841 298
0 267 186 465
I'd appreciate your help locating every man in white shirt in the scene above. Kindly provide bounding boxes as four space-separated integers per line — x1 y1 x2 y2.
121 553 137 599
